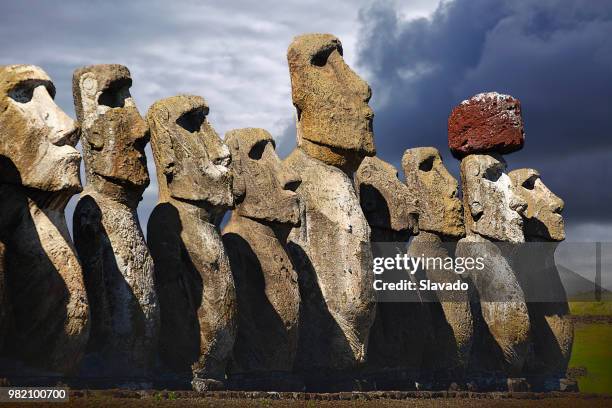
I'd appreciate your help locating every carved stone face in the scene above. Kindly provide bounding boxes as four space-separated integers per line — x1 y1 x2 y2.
287 34 375 164
0 65 81 192
356 156 418 234
402 147 464 238
73 64 149 190
509 168 564 241
460 154 527 243
225 128 300 225
147 95 233 208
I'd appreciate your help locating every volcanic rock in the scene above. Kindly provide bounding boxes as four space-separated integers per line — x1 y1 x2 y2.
448 92 524 158
72 64 159 378
146 95 237 387
0 65 89 375
223 128 303 390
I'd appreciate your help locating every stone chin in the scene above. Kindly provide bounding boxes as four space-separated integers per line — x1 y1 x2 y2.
419 197 464 238
171 188 234 209
529 214 565 242
269 194 301 226
240 193 300 226
25 147 82 193
116 163 150 190
98 171 150 192
476 216 524 243
507 216 526 243
170 178 234 209
312 127 375 158
441 204 465 238
549 213 565 240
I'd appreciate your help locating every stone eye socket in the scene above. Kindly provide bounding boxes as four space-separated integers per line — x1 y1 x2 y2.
419 156 434 172
9 80 55 103
248 140 267 160
98 79 131 108
522 175 537 190
484 167 502 182
176 107 207 133
311 44 340 67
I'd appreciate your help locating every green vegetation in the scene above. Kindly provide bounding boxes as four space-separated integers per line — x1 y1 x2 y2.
569 301 612 316
569 323 612 394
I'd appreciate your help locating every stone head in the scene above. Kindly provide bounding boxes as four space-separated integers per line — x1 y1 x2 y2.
509 168 564 241
225 128 301 226
287 33 375 171
0 65 81 192
146 95 233 208
355 156 418 235
460 154 527 243
402 147 464 238
73 64 149 191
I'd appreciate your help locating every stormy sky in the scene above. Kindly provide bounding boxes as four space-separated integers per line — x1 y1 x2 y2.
1 0 610 243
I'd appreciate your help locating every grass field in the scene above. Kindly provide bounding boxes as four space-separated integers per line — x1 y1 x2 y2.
569 323 612 393
568 300 612 394
569 300 612 316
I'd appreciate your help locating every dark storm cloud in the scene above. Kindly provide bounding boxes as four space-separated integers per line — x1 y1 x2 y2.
356 0 612 227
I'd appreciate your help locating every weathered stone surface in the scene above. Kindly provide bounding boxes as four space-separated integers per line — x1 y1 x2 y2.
0 65 89 375
402 148 464 238
222 128 302 390
225 128 300 225
356 156 418 239
460 154 526 243
146 95 236 386
448 93 524 158
285 34 376 384
402 147 473 383
286 149 375 378
287 33 375 174
509 169 564 242
457 153 530 378
72 64 159 378
510 168 573 385
355 156 428 387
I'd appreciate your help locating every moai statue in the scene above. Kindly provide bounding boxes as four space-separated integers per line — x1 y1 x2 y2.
356 156 418 243
72 64 159 380
458 153 530 387
146 95 237 391
402 147 473 387
509 168 574 390
451 93 530 390
355 156 429 389
284 33 376 389
0 65 89 375
222 128 302 390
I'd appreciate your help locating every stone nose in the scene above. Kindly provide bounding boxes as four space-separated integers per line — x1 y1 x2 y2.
44 89 80 147
551 195 565 214
281 167 301 192
50 114 80 148
362 83 372 103
212 144 231 167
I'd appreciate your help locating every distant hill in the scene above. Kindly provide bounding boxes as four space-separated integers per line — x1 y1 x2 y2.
557 264 611 302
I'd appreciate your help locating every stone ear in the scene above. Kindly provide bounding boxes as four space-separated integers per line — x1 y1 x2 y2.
148 106 176 179
227 137 246 201
80 73 98 99
78 73 98 128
